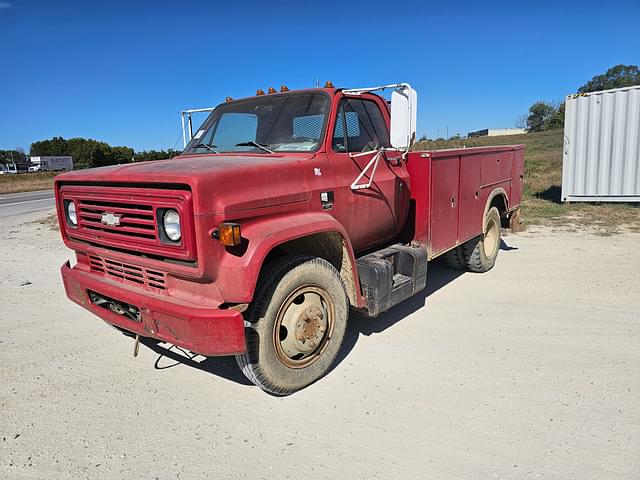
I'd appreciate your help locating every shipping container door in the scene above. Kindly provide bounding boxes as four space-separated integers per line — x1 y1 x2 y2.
430 156 460 256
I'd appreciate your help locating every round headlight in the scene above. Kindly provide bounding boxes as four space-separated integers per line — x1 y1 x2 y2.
67 201 77 226
163 209 181 242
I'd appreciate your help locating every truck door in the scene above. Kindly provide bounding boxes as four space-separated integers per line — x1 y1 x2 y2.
327 96 410 253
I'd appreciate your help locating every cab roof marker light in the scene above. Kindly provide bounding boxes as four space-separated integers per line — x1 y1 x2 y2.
280 85 289 92
268 87 277 94
256 89 265 96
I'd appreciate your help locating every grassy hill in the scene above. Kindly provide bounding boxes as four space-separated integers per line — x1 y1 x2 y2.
413 129 640 232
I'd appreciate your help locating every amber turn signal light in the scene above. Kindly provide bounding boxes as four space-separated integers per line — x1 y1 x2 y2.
216 223 242 246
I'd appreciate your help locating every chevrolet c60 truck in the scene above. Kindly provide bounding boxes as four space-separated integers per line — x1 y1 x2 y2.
55 83 524 395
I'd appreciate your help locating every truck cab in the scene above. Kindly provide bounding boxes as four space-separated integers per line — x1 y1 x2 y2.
182 88 410 252
56 83 524 394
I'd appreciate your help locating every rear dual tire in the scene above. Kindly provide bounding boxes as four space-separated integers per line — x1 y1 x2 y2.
444 206 501 273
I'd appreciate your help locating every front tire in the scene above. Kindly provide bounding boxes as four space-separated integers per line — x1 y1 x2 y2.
236 256 348 395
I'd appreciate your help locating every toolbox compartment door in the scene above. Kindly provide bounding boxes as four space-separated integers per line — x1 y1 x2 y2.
429 155 460 256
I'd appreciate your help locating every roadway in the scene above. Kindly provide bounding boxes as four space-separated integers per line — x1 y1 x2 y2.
0 189 55 218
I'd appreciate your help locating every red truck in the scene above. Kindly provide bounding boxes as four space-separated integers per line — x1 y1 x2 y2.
55 83 524 395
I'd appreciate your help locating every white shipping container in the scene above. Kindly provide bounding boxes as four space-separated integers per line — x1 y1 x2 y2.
561 85 640 202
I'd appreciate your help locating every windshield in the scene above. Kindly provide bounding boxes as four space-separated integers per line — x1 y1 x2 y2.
184 92 330 154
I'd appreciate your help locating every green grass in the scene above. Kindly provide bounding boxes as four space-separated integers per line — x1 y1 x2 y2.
413 129 640 231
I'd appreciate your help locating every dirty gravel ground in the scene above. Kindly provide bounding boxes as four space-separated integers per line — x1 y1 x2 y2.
1 209 639 480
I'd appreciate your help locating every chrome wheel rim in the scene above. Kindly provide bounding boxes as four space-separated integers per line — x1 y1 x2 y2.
273 285 335 369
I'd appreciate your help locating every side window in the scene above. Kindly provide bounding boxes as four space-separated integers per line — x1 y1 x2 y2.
332 99 390 153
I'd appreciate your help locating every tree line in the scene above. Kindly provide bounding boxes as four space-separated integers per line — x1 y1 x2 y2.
521 64 640 133
0 149 28 166
28 137 180 169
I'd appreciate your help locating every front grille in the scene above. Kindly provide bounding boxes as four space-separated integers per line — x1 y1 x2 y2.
77 198 158 242
89 254 167 293
59 185 195 262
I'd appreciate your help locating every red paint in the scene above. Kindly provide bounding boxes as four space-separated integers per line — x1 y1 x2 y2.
55 88 524 357
59 185 196 262
61 262 245 356
458 153 483 241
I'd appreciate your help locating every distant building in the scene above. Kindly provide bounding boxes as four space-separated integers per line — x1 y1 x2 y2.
467 128 526 138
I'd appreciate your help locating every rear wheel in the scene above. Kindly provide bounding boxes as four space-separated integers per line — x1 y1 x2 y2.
443 245 466 270
236 256 348 395
463 206 501 273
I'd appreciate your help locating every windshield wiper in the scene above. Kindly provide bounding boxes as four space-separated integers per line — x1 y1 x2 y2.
235 141 274 154
192 143 219 153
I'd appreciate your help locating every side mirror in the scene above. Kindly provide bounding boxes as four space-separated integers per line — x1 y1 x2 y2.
390 85 417 150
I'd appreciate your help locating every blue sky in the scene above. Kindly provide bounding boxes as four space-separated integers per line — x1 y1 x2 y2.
1 0 639 152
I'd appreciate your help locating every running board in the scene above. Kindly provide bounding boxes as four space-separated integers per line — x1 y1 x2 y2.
356 244 427 317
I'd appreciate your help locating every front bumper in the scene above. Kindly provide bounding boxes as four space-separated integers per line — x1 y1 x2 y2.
61 261 246 356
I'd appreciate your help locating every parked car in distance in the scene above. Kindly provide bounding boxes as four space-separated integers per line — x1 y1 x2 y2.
0 163 18 174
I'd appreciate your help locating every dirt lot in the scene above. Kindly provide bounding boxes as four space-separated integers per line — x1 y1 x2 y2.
1 209 639 479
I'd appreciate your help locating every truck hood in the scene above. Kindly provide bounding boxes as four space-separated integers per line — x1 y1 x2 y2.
56 153 314 215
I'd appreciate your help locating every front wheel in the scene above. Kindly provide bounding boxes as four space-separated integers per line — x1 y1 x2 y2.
236 256 348 395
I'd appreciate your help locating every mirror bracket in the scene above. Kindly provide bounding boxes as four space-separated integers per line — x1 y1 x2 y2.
342 83 417 152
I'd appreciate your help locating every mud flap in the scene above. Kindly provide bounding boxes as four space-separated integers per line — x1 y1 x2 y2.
509 207 526 233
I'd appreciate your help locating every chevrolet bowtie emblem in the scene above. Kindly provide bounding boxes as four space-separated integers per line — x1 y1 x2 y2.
101 212 121 226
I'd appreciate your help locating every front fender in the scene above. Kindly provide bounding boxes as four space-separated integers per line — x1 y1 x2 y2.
214 212 363 306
